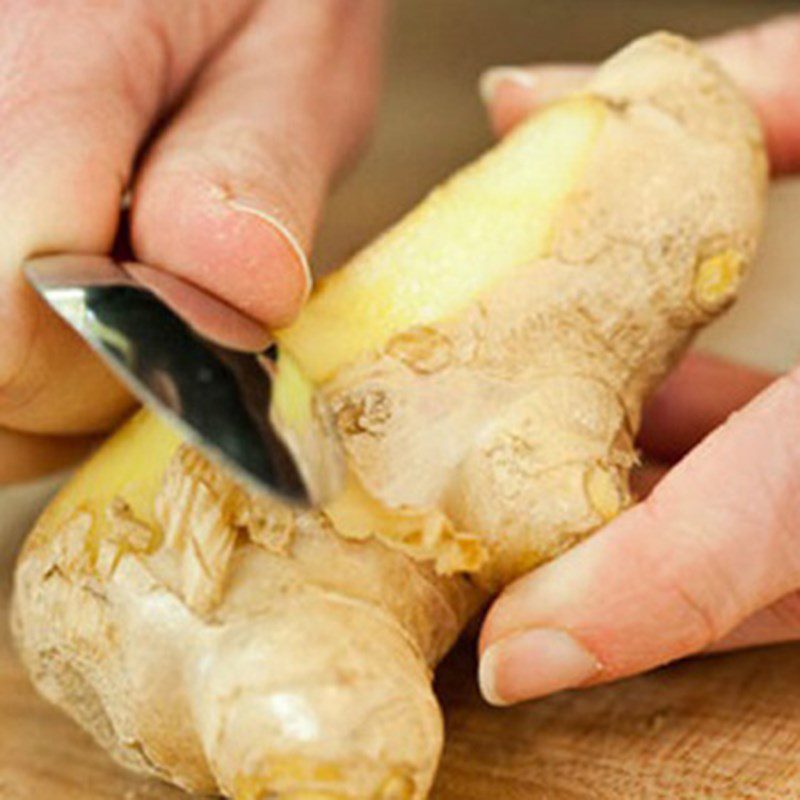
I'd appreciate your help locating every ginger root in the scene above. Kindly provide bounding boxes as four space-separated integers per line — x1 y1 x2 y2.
12 34 766 800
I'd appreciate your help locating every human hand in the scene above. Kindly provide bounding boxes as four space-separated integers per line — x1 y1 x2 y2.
0 0 385 483
477 13 800 706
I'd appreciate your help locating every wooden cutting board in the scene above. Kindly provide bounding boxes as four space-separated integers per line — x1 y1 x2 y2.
3 544 800 800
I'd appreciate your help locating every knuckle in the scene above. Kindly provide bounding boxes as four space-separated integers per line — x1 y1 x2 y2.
175 117 319 208
636 495 740 649
0 1 173 125
95 2 175 119
660 572 727 649
207 119 278 166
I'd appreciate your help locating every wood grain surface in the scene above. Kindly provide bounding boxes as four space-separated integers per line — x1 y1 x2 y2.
3 1 800 798
434 643 800 799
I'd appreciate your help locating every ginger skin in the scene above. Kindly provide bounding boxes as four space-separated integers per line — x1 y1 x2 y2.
13 34 766 800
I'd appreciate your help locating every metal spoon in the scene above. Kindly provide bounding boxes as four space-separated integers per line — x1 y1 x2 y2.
24 254 339 506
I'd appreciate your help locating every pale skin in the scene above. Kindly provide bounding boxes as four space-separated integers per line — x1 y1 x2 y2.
2 1 800 710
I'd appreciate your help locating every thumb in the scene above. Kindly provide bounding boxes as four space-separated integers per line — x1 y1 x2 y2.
478 365 800 706
479 13 800 174
132 0 387 333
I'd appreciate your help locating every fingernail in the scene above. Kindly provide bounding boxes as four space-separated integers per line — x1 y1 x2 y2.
226 197 313 302
479 629 600 706
126 263 274 352
479 66 538 104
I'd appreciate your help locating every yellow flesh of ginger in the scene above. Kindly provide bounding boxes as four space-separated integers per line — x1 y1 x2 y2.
276 98 607 383
35 412 181 550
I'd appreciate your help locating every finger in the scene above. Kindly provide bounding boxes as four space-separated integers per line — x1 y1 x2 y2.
479 365 800 706
132 0 387 330
479 65 590 137
0 426 100 484
639 352 776 463
705 592 800 653
479 13 800 173
0 1 254 437
705 14 800 173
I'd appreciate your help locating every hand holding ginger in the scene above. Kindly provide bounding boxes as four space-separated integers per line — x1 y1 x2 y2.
0 0 385 483
478 13 800 707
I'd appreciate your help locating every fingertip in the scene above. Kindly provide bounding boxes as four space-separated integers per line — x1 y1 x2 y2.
479 67 536 105
124 262 274 352
226 196 313 304
479 67 541 136
478 628 601 706
477 640 512 706
478 64 593 137
132 170 311 330
478 595 508 657
478 571 544 654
